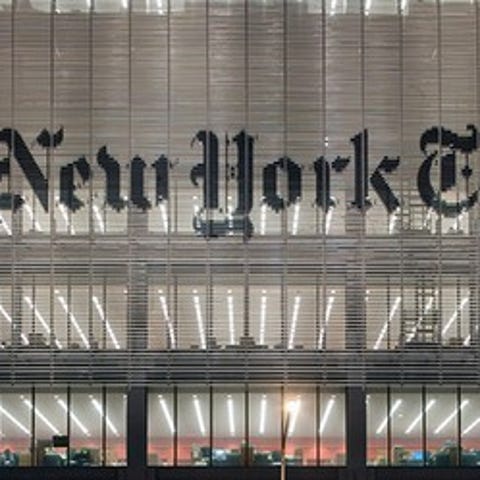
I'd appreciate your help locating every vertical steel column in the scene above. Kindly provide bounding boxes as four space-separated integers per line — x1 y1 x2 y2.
127 387 148 480
345 386 367 479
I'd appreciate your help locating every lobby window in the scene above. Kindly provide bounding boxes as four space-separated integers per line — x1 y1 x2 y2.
0 388 32 466
426 388 459 467
148 387 175 466
249 386 282 466
212 386 245 466
177 386 210 466
284 387 315 466
366 388 388 465
319 388 346 466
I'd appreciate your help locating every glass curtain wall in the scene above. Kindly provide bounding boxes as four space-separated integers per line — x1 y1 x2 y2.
148 384 346 467
0 386 126 468
367 386 480 467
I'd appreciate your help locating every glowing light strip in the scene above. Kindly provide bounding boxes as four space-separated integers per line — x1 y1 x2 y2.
365 0 372 15
156 0 164 14
325 208 333 234
227 292 235 345
318 294 335 349
288 296 301 349
376 399 402 435
92 296 120 349
388 213 397 235
158 291 176 349
374 296 401 350
193 291 206 349
319 396 336 434
291 203 300 235
92 205 105 233
90 396 119 437
259 395 267 435
287 398 300 436
23 203 42 231
158 395 175 434
330 0 337 15
434 400 469 435
259 292 267 346
56 397 90 437
159 203 168 233
59 203 76 235
0 304 29 345
463 416 480 436
405 399 435 434
442 297 469 337
260 204 267 235
22 397 60 435
0 213 11 235
57 295 90 349
227 395 235 436
193 395 206 436
0 405 30 435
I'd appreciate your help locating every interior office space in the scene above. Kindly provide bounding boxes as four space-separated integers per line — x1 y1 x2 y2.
0 0 480 479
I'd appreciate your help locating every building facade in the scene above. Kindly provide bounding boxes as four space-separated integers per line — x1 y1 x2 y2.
0 0 479 479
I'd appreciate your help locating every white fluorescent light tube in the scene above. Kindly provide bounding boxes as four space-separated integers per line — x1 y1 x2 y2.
374 296 401 350
227 395 235 436
158 395 175 434
90 396 119 437
193 291 206 349
92 296 120 349
227 292 235 345
318 295 335 349
56 397 90 437
22 397 60 435
325 208 333 235
0 304 29 345
405 399 435 434
365 0 372 15
388 212 397 235
0 213 11 235
442 297 469 337
158 291 176 349
156 0 164 14
330 0 337 15
291 203 300 235
193 395 206 436
463 416 480 436
92 205 105 233
259 395 267 435
59 203 76 235
23 203 42 231
57 295 90 349
159 203 168 233
319 396 336 434
464 335 471 346
288 296 301 350
259 292 267 346
287 398 301 436
376 399 402 435
0 405 30 435
434 399 469 435
260 204 267 235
